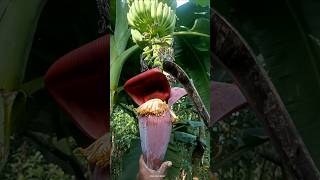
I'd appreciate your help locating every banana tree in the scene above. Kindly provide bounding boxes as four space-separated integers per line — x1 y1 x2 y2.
0 0 47 171
110 0 211 178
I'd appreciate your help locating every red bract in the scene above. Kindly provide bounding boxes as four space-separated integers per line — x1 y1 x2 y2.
44 35 109 140
124 68 171 105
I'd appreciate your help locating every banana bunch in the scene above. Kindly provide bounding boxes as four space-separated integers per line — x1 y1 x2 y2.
127 0 135 6
127 0 177 69
142 38 173 68
127 0 176 10
127 0 176 37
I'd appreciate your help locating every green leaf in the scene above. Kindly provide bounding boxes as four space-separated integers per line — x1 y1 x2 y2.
174 5 210 110
110 45 139 110
174 131 197 145
0 0 47 90
186 120 205 128
174 23 210 109
118 139 141 180
165 141 194 179
110 0 130 61
176 2 210 29
110 0 138 112
215 0 320 167
189 0 210 7
20 77 44 96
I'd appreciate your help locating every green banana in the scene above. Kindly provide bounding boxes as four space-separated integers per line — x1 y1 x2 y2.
144 0 151 19
127 0 134 6
164 14 176 33
150 0 157 20
127 13 135 27
163 9 174 29
156 2 164 26
127 0 177 68
160 4 169 27
131 29 143 43
138 0 145 18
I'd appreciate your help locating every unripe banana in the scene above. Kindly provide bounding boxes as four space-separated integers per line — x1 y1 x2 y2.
133 0 141 18
150 0 157 20
131 29 143 43
128 3 139 25
165 14 176 33
129 1 145 29
163 9 174 29
153 59 162 68
127 0 134 6
127 13 136 27
156 2 164 26
160 4 169 27
128 0 177 51
144 0 151 18
139 0 145 18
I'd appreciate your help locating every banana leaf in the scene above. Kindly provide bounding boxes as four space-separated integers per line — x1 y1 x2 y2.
214 0 320 168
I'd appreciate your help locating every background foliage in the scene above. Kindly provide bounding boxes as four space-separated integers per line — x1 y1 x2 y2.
214 0 320 167
0 0 101 178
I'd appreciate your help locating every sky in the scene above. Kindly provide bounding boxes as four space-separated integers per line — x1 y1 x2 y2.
177 0 189 7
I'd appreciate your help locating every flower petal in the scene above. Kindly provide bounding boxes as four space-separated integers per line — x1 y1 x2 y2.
168 87 187 106
138 111 172 170
124 68 171 105
211 81 247 126
44 35 109 139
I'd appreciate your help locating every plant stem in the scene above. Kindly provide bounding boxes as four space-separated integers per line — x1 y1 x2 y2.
110 45 139 112
0 92 17 172
172 31 210 38
163 61 210 126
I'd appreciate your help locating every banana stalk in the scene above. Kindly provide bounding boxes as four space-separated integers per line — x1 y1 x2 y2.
127 0 176 69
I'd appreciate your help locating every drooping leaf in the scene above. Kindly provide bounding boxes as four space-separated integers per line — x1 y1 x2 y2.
186 120 205 128
213 8 320 179
215 0 320 167
0 1 47 171
0 0 47 90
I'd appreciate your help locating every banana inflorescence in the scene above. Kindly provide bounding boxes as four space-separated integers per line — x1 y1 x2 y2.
127 0 176 69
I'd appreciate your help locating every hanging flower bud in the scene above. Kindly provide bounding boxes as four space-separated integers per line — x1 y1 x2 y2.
124 68 187 170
